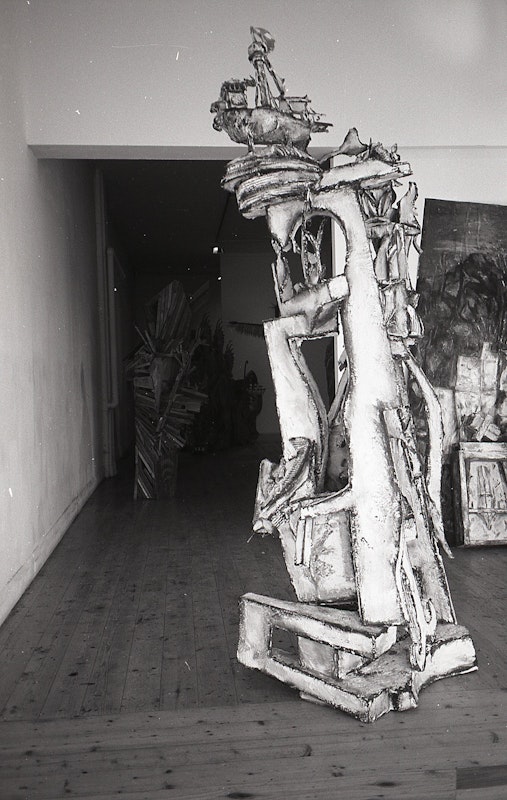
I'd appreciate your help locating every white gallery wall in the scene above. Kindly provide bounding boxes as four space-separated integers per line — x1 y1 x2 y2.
0 2 102 625
0 0 505 619
20 0 506 156
20 0 507 431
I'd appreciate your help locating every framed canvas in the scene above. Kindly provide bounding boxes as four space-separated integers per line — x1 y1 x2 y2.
417 198 507 391
417 199 507 546
455 442 507 546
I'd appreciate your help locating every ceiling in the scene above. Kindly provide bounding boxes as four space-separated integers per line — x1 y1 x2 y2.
98 159 268 277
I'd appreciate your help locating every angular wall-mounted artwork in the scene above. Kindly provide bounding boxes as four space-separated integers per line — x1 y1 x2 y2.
211 27 477 721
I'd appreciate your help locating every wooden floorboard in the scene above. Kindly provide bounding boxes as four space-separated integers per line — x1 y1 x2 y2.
0 690 505 799
0 436 506 798
159 507 199 711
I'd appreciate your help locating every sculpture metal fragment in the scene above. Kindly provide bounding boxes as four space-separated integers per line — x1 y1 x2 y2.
211 27 477 721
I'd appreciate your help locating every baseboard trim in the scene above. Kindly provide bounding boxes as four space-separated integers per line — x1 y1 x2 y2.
0 475 100 627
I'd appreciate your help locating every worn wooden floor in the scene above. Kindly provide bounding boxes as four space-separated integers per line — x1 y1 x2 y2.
0 437 505 799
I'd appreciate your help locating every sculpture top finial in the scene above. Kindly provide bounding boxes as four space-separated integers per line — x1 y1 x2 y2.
210 27 331 152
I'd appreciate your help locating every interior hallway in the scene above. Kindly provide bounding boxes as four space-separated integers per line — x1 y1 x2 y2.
0 439 505 799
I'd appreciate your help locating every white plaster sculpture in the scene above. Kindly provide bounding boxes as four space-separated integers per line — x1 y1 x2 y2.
211 27 477 721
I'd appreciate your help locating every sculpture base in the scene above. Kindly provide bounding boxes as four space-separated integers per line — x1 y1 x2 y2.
237 593 477 723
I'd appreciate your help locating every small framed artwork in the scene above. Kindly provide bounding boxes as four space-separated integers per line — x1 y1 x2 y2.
455 441 507 546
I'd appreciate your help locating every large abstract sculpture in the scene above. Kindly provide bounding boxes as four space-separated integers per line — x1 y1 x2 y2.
211 27 477 721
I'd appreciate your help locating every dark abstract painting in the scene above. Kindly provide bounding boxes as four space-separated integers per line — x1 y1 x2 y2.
417 199 507 389
416 199 507 545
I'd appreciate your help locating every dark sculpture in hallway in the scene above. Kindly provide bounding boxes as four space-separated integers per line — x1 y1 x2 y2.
127 281 206 499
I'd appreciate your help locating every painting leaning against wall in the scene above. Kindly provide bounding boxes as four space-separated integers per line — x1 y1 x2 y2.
417 199 507 389
416 199 507 545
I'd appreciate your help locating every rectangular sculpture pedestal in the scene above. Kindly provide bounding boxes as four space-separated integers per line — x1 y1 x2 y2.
238 593 477 723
